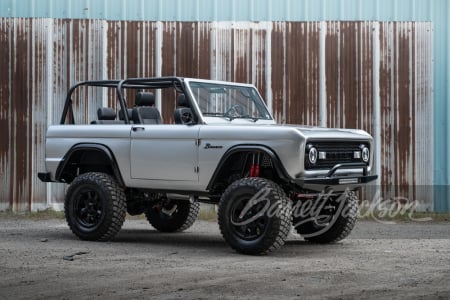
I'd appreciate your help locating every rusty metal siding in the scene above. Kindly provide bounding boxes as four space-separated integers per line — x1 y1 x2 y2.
378 22 434 209
211 22 269 102
0 18 35 211
326 22 374 136
270 22 321 125
106 21 158 108
0 19 433 211
0 18 11 211
31 18 50 210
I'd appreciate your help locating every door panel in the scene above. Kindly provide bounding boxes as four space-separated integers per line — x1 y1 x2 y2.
130 125 200 181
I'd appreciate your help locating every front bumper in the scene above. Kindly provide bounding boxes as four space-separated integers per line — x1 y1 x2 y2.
295 163 378 191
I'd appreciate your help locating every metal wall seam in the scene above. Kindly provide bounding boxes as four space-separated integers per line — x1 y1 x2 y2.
265 22 272 114
319 21 326 127
372 22 382 206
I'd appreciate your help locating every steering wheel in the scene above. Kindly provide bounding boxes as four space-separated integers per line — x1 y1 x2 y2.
224 104 245 118
181 111 193 124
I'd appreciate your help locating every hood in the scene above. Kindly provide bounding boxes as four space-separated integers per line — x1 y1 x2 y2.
282 124 372 141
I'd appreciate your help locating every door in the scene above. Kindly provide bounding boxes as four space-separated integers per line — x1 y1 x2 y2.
130 125 200 181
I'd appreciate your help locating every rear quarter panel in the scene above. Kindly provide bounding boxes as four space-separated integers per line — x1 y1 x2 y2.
45 125 132 181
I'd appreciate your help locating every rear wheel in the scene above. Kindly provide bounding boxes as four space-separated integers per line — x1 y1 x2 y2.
293 191 358 243
145 196 200 232
218 178 292 255
64 172 126 241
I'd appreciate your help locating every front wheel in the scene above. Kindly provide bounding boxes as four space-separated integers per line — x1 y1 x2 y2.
64 172 126 241
293 190 358 243
218 178 292 255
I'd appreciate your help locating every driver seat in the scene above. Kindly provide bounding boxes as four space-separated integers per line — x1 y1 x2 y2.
132 92 162 124
174 94 193 125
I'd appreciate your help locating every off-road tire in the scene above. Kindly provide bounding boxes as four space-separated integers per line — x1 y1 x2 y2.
145 199 200 232
218 177 292 255
64 172 126 241
293 191 358 243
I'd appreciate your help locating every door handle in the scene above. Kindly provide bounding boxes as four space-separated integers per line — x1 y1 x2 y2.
132 127 145 132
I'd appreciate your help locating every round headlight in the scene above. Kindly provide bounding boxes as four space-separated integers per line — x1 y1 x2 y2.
361 147 370 163
309 147 318 164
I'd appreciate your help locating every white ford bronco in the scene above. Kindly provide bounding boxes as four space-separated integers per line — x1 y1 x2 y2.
39 77 377 254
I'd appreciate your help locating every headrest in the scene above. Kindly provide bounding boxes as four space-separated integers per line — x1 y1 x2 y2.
97 107 116 120
177 94 189 107
135 92 155 106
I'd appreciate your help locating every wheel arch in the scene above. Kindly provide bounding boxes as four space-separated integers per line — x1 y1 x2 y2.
206 144 292 191
55 143 125 186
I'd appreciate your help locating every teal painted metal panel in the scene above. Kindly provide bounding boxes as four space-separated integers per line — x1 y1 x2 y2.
432 0 450 212
0 0 438 21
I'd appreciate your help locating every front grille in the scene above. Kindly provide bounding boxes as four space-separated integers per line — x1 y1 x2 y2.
305 141 369 170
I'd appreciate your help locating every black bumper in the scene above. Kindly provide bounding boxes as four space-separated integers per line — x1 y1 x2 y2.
295 162 378 187
38 172 54 182
298 174 378 186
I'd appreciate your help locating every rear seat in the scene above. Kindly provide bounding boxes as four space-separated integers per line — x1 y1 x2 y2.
91 107 124 124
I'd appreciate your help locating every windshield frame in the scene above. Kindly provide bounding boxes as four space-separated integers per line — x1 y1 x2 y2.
184 78 274 124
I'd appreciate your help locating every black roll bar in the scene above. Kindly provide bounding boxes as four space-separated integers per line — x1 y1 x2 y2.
59 77 187 125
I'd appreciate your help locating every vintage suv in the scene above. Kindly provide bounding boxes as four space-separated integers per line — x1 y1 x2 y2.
38 77 377 255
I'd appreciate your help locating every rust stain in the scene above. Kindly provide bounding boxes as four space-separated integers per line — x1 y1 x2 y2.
160 22 176 123
396 22 414 197
0 19 11 208
360 22 374 135
285 22 321 125
31 18 48 208
9 19 32 211
255 28 267 102
340 22 357 129
198 22 211 79
326 21 340 128
270 22 284 123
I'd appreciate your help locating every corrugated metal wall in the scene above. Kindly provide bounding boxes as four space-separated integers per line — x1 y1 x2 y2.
0 19 433 211
0 0 437 22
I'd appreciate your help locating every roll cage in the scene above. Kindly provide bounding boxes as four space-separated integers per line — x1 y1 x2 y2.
60 77 187 125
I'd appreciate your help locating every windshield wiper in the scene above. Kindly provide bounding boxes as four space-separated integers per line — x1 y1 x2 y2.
232 115 259 122
202 112 226 116
203 112 235 121
202 112 260 122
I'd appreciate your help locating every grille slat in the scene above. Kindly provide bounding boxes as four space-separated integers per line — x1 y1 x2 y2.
305 141 368 170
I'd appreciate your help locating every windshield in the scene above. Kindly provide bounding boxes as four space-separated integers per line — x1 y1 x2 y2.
188 82 272 121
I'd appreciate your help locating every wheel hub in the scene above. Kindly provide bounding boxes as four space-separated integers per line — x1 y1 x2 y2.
75 189 103 228
231 196 268 241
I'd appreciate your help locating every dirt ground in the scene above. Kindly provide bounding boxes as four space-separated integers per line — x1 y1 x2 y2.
1 217 449 300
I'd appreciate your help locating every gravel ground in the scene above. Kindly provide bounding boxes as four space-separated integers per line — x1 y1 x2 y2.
0 218 449 300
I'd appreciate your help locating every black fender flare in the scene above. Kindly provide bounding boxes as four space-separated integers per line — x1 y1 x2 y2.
206 145 292 190
55 143 125 187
